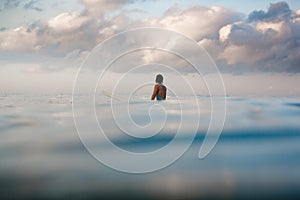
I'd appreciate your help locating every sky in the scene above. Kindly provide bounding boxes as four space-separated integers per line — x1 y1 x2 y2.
0 0 300 96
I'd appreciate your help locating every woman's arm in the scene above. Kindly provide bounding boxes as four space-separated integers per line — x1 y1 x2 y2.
151 84 158 100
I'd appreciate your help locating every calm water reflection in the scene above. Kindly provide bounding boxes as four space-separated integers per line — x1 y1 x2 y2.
1 94 300 199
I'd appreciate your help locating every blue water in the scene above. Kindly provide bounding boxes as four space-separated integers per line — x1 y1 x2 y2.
0 94 300 199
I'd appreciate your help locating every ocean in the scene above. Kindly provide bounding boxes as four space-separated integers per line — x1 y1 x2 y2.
1 94 300 199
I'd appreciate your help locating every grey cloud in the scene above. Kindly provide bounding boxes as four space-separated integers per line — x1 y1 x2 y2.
24 0 43 12
0 0 42 12
0 0 21 11
223 23 260 46
248 1 292 22
248 10 266 22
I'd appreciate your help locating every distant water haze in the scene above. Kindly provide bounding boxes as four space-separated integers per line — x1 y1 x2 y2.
1 64 300 96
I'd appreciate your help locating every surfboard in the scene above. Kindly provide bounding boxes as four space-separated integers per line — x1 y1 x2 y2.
101 90 123 101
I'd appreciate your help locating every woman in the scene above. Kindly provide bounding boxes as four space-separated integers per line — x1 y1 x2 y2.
151 74 167 100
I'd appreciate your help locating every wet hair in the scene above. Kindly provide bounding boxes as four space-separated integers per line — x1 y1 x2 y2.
155 74 163 83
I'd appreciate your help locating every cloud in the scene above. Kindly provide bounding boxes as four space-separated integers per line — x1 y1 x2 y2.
137 2 300 73
213 2 300 72
0 0 135 56
0 0 42 11
141 5 244 41
81 0 138 16
0 12 121 56
0 26 40 52
248 1 292 22
24 0 43 12
0 1 299 73
47 12 90 33
0 0 21 11
0 2 243 55
81 0 134 10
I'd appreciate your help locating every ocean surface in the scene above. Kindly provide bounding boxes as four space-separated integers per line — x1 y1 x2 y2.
1 94 300 199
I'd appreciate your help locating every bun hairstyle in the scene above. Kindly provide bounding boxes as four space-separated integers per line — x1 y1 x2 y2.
155 74 163 84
